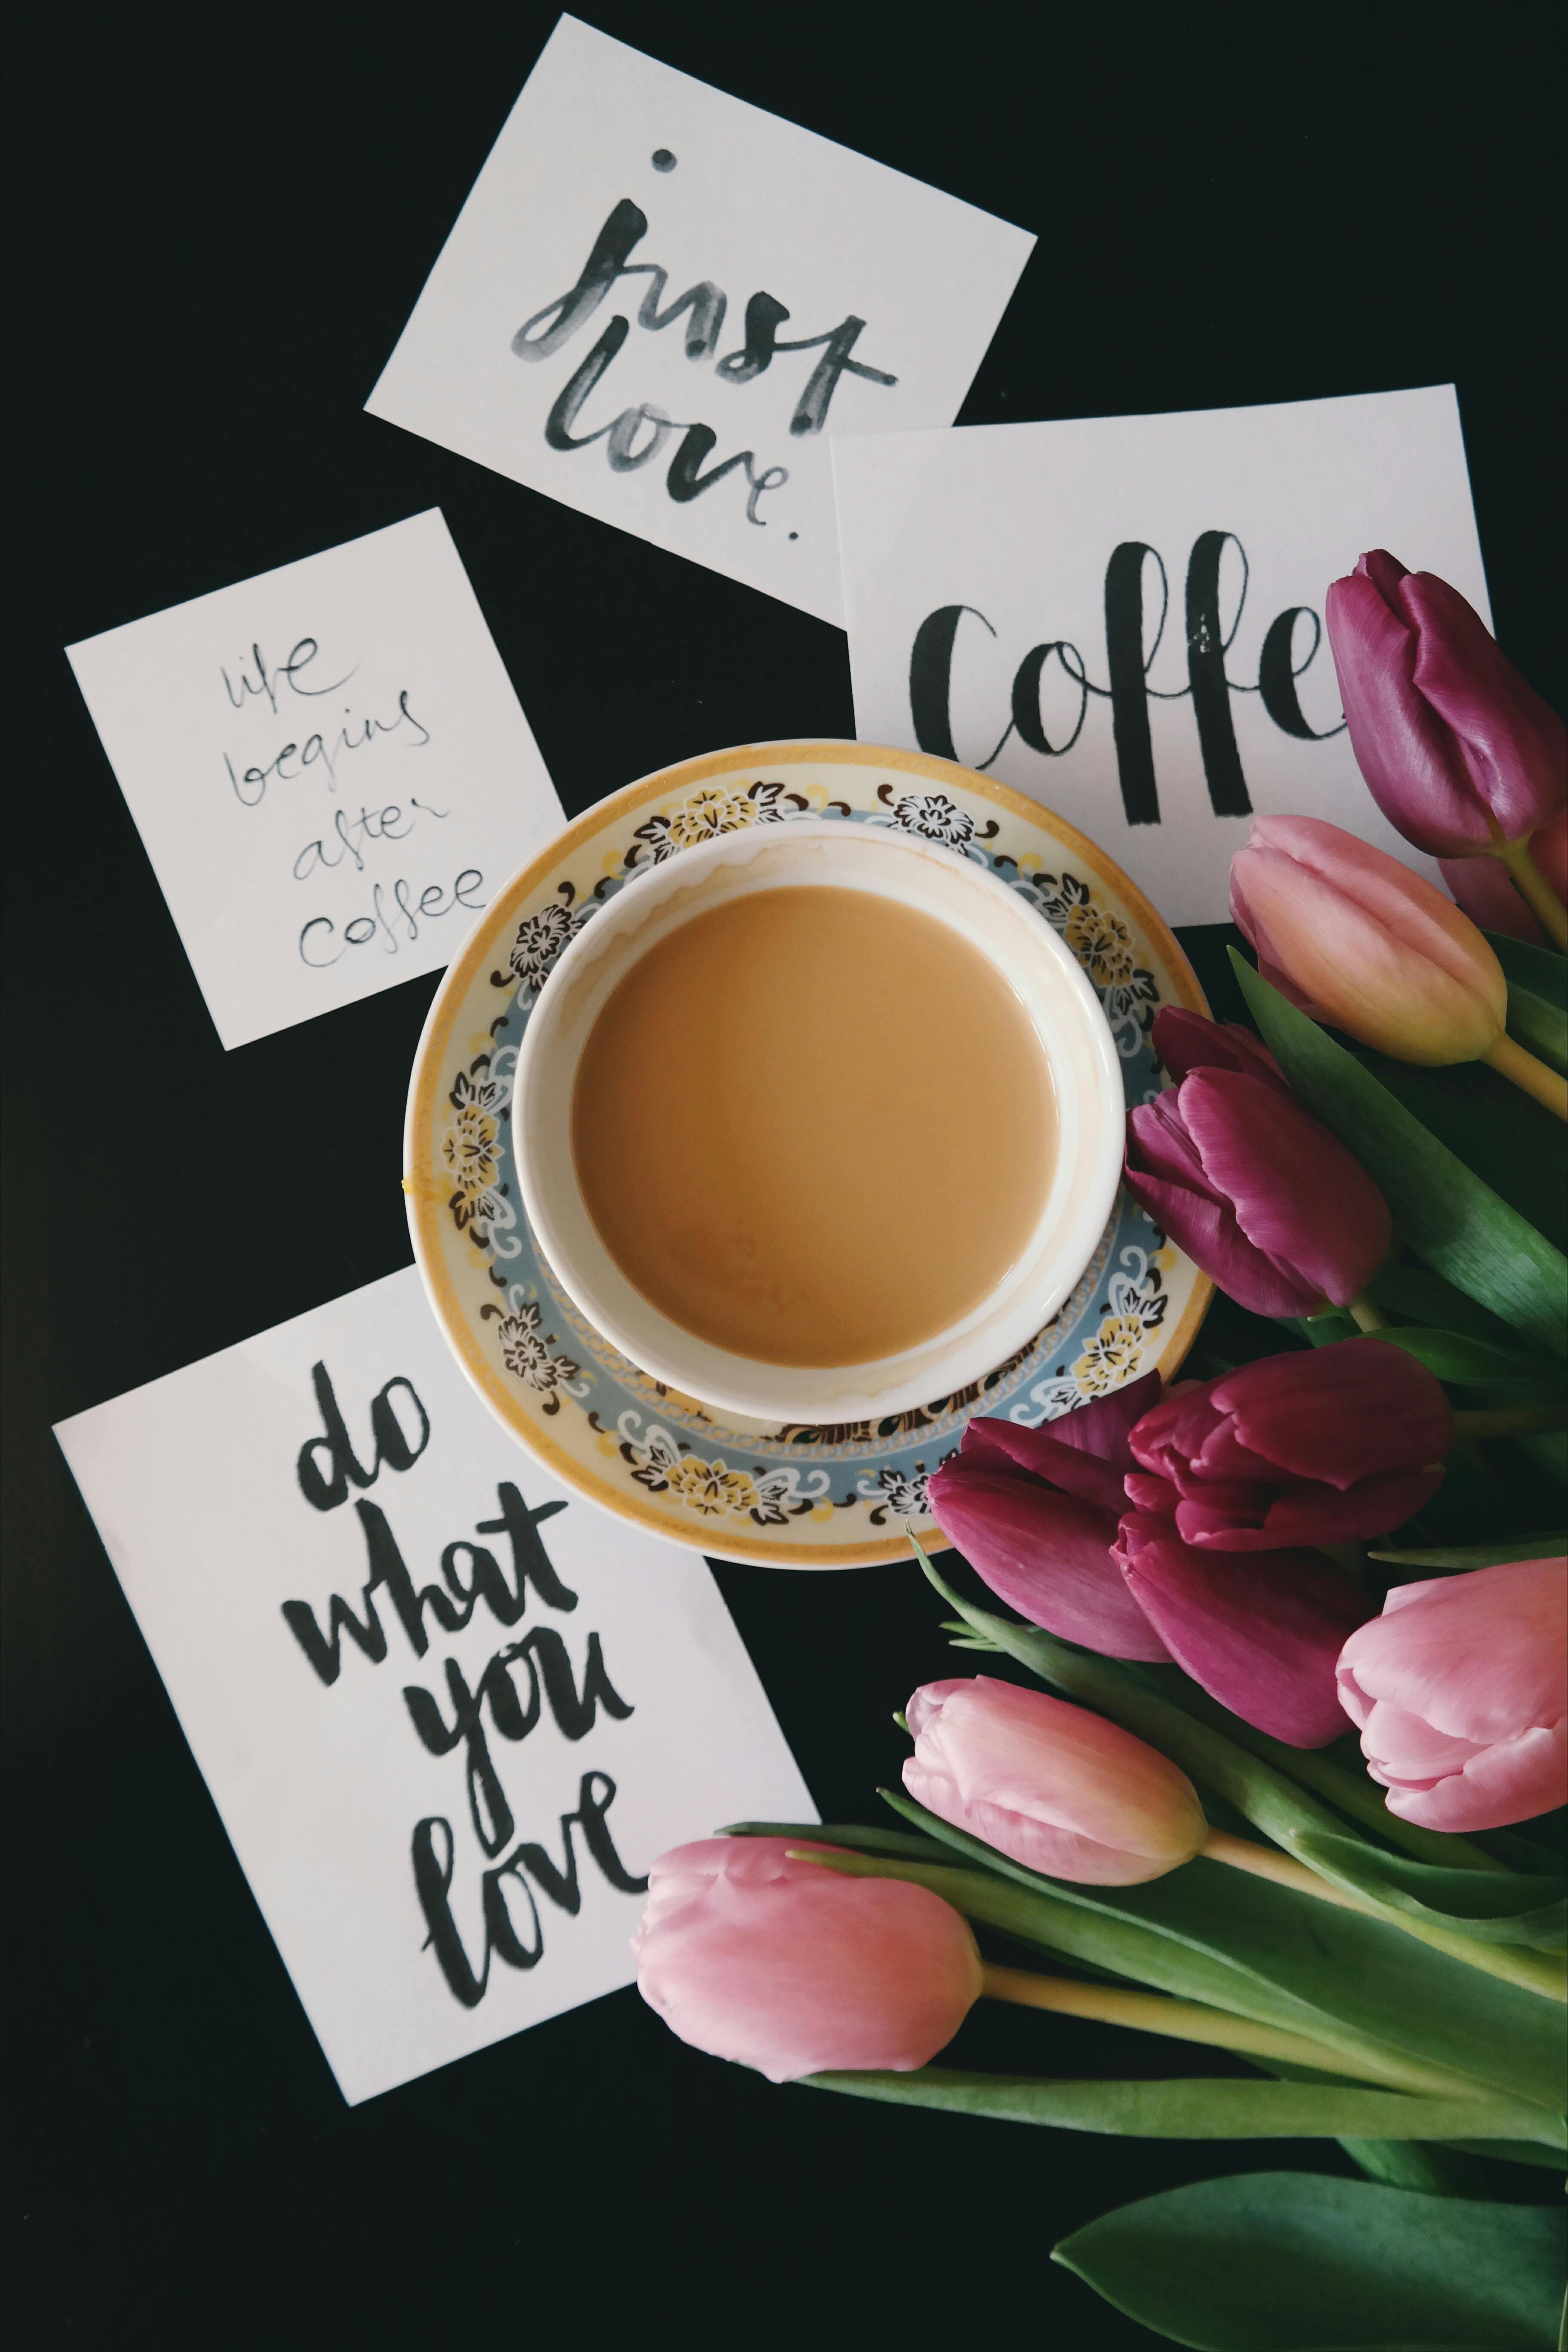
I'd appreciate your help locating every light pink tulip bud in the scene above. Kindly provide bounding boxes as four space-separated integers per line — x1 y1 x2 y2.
633 1838 982 2082
1337 1558 1568 1831
1230 813 1507 1065
903 1676 1207 1885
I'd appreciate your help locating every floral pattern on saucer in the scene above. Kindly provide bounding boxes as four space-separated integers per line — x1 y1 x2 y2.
406 744 1211 1567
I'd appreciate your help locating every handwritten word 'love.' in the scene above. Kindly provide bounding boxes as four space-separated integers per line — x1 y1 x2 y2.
513 196 898 527
912 531 1346 828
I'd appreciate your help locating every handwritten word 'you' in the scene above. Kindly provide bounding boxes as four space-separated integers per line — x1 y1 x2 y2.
912 531 1347 827
514 194 898 527
282 1362 645 2008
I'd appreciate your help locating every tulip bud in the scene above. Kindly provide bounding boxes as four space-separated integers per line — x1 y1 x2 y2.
1124 1063 1390 1319
1325 551 1566 860
1337 1558 1568 1831
926 1377 1171 1662
1229 813 1507 1065
633 1838 982 2082
1151 1005 1293 1095
1113 1512 1372 1747
1124 1338 1451 1550
903 1676 1207 1884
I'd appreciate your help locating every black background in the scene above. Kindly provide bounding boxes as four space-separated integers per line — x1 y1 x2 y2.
3 5 1563 2345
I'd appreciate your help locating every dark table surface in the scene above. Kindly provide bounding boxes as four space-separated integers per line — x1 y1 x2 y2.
3 6 1563 2344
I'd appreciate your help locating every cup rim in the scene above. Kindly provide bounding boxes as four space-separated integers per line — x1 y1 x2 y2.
511 813 1125 1423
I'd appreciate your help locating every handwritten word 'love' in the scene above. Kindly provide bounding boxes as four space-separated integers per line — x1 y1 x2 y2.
514 197 897 527
911 531 1346 827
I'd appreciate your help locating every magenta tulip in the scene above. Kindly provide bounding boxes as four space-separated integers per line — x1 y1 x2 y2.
1440 848 1553 946
1337 1558 1568 1831
1124 1058 1390 1318
1325 551 1566 860
926 1377 1172 1661
1125 1339 1451 1550
1151 1006 1292 1096
633 1838 982 2082
1115 1513 1371 1747
1230 814 1507 1065
903 1677 1207 1884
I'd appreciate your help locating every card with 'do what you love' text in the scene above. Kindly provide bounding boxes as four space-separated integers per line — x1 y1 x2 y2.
55 1268 814 2104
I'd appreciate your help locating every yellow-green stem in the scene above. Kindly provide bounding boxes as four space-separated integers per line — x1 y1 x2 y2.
1498 835 1568 952
1452 1403 1568 1439
1347 1293 1388 1331
1203 1829 1568 2003
1484 1030 1568 1121
978 1963 1483 2098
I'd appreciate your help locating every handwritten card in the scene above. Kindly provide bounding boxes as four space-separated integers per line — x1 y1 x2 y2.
66 511 563 1049
54 1266 812 2105
365 15 1034 626
832 386 1491 924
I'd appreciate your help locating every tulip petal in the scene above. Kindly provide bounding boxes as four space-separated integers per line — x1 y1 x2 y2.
1151 1007 1291 1094
1381 1720 1568 1834
1178 1070 1390 1311
957 1379 1159 1511
1174 1467 1444 1551
1400 572 1568 847
926 1464 1170 1660
1210 1340 1451 1491
1120 1157 1326 1318
1326 568 1488 856
1439 852 1550 946
1115 1513 1371 1747
1335 1558 1567 1746
1360 1697 1485 1783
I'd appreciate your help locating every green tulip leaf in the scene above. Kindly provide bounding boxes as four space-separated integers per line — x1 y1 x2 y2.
1366 1261 1525 1347
1292 1832 1567 1950
1052 2171 1567 2350
1369 1534 1567 1569
1369 1326 1565 1396
1359 1053 1568 1254
1231 952 1568 1348
808 2068 1556 2150
1506 986 1568 1079
1487 930 1568 1012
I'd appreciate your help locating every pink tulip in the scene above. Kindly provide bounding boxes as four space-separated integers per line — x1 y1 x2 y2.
1124 1339 1451 1550
1114 1512 1371 1747
1151 1006 1293 1096
903 1677 1207 1884
926 1376 1172 1661
1337 1558 1568 1831
1124 1061 1390 1319
1229 814 1507 1065
633 1838 981 2083
1325 551 1566 859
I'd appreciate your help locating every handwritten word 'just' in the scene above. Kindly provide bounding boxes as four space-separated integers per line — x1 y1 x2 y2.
282 1363 645 2008
514 195 897 527
912 530 1347 827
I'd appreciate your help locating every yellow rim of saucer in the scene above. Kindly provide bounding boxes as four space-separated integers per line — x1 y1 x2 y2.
404 740 1213 1568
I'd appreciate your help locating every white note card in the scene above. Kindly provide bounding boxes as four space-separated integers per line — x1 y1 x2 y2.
66 511 563 1050
833 385 1490 925
55 1267 813 2105
366 15 1034 626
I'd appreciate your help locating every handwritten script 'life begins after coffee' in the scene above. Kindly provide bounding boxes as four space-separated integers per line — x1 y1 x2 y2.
282 1360 646 2008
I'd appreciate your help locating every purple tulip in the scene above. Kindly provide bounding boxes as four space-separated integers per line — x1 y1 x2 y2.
1123 1049 1391 1319
1124 1340 1451 1552
926 1377 1172 1662
1150 1006 1292 1096
1325 550 1566 858
1115 1512 1371 1747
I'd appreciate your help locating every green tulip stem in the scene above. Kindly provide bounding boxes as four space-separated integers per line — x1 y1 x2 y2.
1203 1830 1568 2003
1346 1293 1389 1331
1497 834 1568 952
1451 1402 1568 1439
1483 1029 1568 1121
977 1962 1483 2098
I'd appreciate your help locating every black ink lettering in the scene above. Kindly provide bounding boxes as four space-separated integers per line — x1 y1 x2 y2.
665 425 757 505
296 1363 428 1510
1259 607 1346 741
716 292 791 384
512 199 649 360
1011 642 1090 757
1103 542 1165 826
774 317 897 435
606 403 674 473
280 1579 388 1686
636 274 727 358
544 316 628 450
1185 530 1252 818
908 604 1012 769
472 1481 576 1613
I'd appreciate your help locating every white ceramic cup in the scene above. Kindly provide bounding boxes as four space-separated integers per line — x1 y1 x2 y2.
511 817 1124 1425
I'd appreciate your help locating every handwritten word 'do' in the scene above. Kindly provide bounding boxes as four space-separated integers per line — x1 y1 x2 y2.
299 869 485 967
513 198 897 529
910 531 1345 829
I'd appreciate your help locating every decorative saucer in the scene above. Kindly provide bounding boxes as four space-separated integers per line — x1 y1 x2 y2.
404 741 1211 1568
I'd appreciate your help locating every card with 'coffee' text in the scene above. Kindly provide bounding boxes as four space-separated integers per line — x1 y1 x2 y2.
55 1267 813 2105
67 511 562 1050
366 15 1035 626
833 385 1490 926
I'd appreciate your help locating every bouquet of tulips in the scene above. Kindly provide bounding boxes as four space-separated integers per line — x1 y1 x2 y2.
635 556 1568 2352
